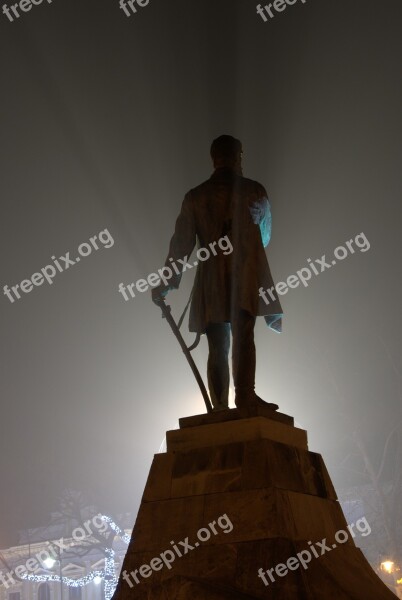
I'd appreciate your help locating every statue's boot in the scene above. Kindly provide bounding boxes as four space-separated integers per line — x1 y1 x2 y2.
235 392 279 417
254 394 279 411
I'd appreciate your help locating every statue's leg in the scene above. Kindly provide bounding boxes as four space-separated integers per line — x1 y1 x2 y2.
232 309 279 414
205 322 230 410
231 309 256 406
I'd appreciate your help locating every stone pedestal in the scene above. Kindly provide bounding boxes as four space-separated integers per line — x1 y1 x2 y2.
112 408 396 599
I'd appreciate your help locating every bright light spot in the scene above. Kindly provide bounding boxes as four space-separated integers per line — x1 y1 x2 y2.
381 561 395 574
229 386 235 408
158 421 179 453
43 558 56 569
94 576 102 585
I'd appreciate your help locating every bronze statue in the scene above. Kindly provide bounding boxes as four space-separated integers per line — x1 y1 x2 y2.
152 135 283 414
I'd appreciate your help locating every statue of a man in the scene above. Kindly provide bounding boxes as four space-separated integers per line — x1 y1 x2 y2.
152 135 283 414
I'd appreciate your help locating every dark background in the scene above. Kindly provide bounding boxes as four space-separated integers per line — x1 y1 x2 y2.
1 0 401 545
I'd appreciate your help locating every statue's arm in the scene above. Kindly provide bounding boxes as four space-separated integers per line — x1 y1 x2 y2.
249 188 272 248
164 192 197 289
259 197 272 248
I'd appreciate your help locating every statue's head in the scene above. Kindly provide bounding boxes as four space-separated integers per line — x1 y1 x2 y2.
210 135 243 172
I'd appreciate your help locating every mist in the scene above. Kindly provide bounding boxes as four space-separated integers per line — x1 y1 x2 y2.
0 0 401 549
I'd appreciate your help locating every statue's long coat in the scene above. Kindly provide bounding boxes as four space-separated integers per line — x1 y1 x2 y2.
165 167 283 334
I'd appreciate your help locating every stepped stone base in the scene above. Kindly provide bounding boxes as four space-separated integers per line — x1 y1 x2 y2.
112 409 396 599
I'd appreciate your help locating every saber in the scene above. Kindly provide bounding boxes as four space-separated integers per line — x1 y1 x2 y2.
156 298 213 414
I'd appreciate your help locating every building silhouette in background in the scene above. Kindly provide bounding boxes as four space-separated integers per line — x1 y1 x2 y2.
0 510 132 600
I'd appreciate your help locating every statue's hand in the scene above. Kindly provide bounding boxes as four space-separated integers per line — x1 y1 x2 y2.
151 285 170 305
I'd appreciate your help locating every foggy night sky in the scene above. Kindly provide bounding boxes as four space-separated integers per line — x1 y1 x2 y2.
1 0 402 545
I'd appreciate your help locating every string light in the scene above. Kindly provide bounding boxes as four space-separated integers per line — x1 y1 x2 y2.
19 516 130 600
103 548 117 600
100 516 131 545
21 570 104 587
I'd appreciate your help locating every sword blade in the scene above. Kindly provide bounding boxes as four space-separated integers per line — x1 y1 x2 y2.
158 300 213 414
